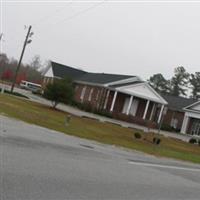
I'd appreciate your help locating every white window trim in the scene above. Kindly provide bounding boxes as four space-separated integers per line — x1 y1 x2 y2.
80 86 87 101
96 89 100 101
88 88 94 101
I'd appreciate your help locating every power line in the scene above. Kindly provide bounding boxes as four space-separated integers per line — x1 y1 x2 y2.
32 0 106 31
1 0 3 54
3 1 106 59
32 1 73 27
1 0 173 2
2 1 73 42
51 0 106 26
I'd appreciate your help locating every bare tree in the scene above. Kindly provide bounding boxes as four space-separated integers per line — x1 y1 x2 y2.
30 55 42 70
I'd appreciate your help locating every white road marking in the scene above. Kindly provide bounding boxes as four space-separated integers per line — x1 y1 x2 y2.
128 161 200 172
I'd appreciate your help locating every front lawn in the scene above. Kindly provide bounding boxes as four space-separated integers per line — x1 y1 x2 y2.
0 94 200 163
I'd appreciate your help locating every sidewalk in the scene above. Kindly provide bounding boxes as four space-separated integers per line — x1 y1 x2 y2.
1 83 192 142
24 91 193 142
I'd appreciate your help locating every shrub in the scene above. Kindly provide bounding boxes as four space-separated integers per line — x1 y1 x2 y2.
134 132 142 139
189 138 197 144
153 137 161 145
81 103 93 112
93 109 113 118
73 101 113 118
198 140 200 146
161 124 180 132
73 102 94 113
43 78 74 108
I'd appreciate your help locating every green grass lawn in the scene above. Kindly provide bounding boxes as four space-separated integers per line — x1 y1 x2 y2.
0 94 200 164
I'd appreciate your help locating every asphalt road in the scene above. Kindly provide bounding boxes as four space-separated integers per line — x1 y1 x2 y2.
0 116 200 200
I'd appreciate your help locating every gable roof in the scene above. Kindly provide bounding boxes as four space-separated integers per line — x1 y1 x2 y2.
116 82 168 105
76 72 134 85
51 61 86 79
162 94 197 112
48 61 136 85
184 101 200 113
44 61 167 105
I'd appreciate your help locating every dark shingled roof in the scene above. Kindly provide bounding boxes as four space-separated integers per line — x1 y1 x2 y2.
51 61 86 80
51 61 135 85
77 73 134 84
162 94 197 112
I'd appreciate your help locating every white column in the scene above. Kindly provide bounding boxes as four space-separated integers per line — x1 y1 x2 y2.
157 104 164 123
149 103 156 121
181 115 189 134
143 100 150 120
110 91 117 112
103 90 110 109
126 95 133 115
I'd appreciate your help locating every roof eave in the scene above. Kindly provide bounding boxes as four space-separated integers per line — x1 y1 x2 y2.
184 108 200 114
183 100 200 110
74 80 105 87
104 76 142 87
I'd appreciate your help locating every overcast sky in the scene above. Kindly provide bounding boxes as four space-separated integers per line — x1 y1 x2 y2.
1 0 200 80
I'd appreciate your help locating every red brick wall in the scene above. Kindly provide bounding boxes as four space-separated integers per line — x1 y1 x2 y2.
135 99 146 118
105 91 115 111
112 112 158 128
185 117 200 135
146 102 154 120
89 86 102 108
74 83 103 109
73 84 161 128
74 84 84 102
104 93 158 128
162 109 184 130
42 77 54 88
113 93 128 113
187 118 193 134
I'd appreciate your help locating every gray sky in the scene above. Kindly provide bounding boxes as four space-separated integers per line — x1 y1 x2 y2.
1 0 200 80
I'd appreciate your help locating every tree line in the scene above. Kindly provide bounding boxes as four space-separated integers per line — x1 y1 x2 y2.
148 66 200 99
1 53 199 100
0 53 46 84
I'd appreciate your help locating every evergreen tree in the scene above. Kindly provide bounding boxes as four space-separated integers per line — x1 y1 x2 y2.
148 73 170 94
170 66 189 96
190 72 200 99
43 78 74 108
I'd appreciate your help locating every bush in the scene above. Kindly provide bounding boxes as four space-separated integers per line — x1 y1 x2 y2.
189 138 197 144
161 123 180 133
73 102 94 113
93 109 113 118
134 132 142 139
73 101 113 118
153 137 161 145
198 140 200 146
43 78 74 108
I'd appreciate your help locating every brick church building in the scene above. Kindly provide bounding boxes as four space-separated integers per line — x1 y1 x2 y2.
43 61 167 129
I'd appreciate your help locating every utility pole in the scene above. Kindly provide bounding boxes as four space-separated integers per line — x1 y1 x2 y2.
0 33 3 54
0 33 5 93
0 33 3 42
11 25 33 92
